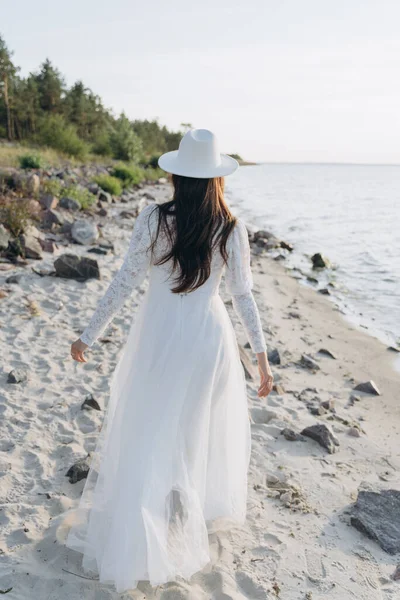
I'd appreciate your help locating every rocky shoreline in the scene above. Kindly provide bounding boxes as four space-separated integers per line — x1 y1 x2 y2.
1 170 400 599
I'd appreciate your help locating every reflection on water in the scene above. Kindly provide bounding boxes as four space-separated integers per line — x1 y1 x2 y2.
226 163 400 354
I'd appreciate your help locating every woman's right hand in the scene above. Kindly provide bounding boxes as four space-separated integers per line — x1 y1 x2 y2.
256 352 274 398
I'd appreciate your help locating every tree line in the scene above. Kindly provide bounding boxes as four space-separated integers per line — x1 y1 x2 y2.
0 34 183 163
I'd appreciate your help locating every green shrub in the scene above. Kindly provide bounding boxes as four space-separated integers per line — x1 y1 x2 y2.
93 174 122 196
19 153 42 169
35 114 89 159
63 185 96 210
109 114 143 162
42 178 63 197
0 199 34 236
112 164 144 187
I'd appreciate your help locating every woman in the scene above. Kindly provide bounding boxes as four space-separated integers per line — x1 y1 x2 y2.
67 129 273 593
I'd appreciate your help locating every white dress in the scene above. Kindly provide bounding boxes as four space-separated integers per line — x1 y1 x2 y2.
65 203 266 593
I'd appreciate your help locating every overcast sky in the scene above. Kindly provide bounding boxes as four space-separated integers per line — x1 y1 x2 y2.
2 1 400 163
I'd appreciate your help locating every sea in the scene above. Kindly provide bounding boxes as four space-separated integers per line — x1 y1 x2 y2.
226 163 400 368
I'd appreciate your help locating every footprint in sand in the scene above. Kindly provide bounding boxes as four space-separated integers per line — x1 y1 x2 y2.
235 571 269 599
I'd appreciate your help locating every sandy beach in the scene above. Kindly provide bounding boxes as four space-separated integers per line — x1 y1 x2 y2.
1 180 399 600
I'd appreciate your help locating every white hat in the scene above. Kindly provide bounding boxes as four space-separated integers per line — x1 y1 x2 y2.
158 129 239 178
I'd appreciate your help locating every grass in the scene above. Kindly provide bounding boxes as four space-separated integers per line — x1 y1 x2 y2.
62 185 96 210
0 198 35 236
0 143 68 169
93 174 123 196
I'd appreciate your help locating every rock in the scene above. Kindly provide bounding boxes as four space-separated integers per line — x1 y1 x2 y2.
88 247 108 255
87 182 100 195
0 224 11 250
39 239 56 253
311 253 330 269
272 383 285 395
266 474 280 485
280 491 293 504
268 347 281 365
353 380 381 396
348 427 361 437
280 240 293 252
99 241 114 252
39 194 59 210
318 287 331 295
318 348 337 359
41 209 64 227
281 428 302 441
59 196 81 211
32 264 56 277
81 393 101 411
66 456 91 483
142 192 156 201
71 220 99 245
301 423 340 453
350 488 400 554
97 207 108 217
7 368 28 384
308 404 327 416
321 399 335 411
120 210 137 219
306 275 319 284
158 177 168 184
253 229 275 241
98 190 112 204
392 565 400 581
19 230 43 259
6 273 24 284
387 345 400 353
54 254 100 281
26 199 41 215
300 354 320 371
25 173 40 195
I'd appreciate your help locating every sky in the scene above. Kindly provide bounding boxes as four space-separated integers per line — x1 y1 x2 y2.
2 0 400 163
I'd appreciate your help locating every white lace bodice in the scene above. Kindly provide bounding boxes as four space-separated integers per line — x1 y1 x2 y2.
80 204 266 354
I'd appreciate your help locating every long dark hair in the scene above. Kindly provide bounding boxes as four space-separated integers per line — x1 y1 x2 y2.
150 174 237 294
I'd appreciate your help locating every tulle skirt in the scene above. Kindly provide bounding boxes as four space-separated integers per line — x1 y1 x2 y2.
64 285 251 593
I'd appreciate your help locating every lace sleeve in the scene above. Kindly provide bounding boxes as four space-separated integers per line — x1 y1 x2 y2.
80 204 156 347
225 219 267 354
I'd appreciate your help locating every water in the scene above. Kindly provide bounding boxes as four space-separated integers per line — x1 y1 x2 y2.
226 163 400 355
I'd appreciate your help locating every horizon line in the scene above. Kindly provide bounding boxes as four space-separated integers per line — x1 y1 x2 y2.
244 160 400 168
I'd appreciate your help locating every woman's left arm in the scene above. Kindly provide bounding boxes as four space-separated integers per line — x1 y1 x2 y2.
71 204 156 362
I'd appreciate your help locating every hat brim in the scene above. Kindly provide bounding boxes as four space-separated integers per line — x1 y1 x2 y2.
158 151 239 178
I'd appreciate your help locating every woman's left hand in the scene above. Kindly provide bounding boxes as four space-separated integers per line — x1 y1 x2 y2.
71 339 89 363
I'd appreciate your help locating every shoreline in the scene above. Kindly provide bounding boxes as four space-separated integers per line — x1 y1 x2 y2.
225 184 400 370
1 181 400 599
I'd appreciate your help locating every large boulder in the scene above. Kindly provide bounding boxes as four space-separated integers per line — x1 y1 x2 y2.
71 220 99 245
54 254 100 281
350 487 400 554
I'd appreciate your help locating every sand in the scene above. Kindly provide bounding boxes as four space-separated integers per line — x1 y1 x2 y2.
1 182 399 599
